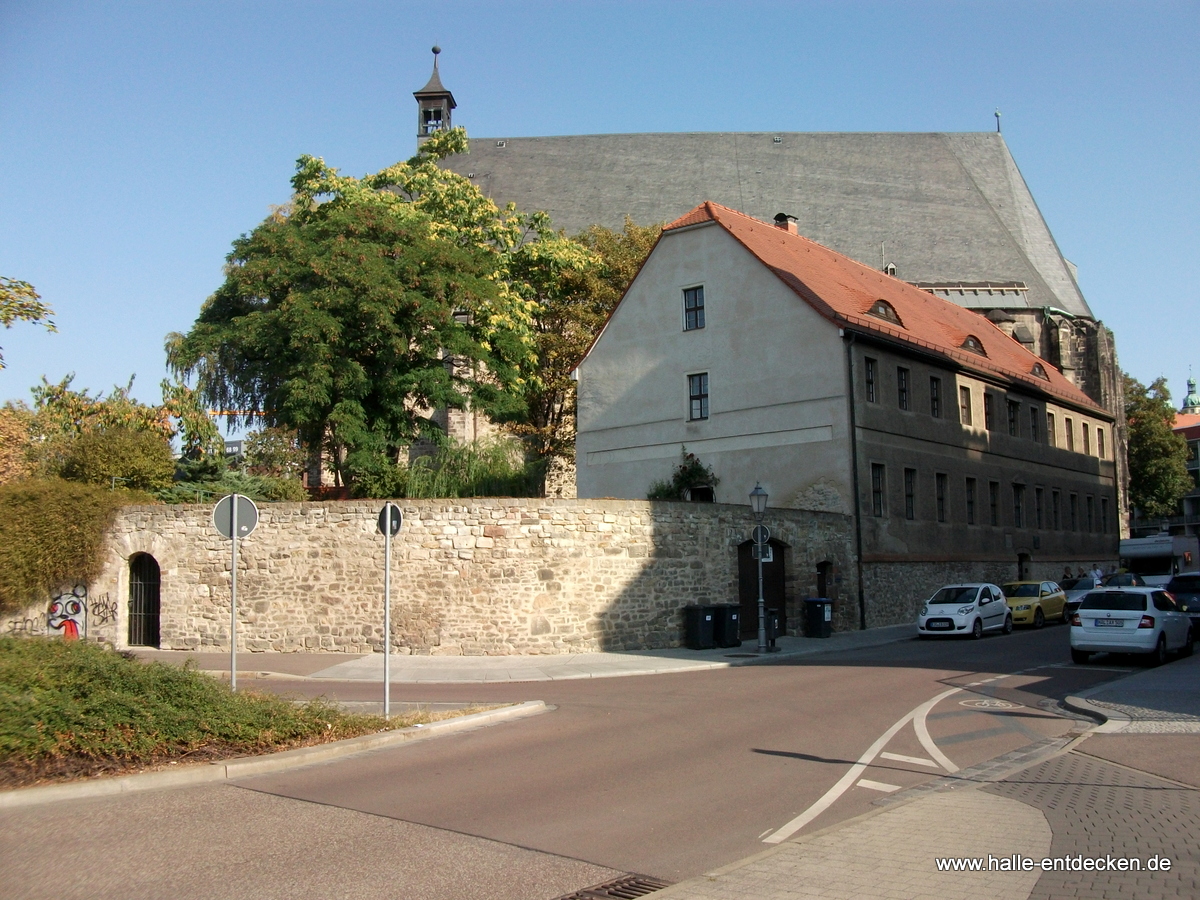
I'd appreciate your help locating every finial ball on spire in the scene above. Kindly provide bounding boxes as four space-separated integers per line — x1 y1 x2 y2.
432 45 441 56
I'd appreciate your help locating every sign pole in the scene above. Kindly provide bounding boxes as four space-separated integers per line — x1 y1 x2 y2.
230 493 238 692
384 516 391 719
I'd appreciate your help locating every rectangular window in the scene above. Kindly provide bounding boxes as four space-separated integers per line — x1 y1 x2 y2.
930 377 942 418
1098 428 1106 459
1013 484 1025 528
871 464 885 517
897 367 909 410
989 481 999 526
688 373 709 421
1047 412 1056 447
965 478 976 525
1070 493 1078 530
1030 407 1040 443
683 286 705 331
865 358 877 403
1083 422 1091 455
1007 400 1020 437
1035 487 1044 528
1101 497 1109 533
1065 418 1075 452
984 394 994 430
1086 496 1095 532
904 468 916 520
959 386 972 425
936 473 947 523
1052 490 1061 529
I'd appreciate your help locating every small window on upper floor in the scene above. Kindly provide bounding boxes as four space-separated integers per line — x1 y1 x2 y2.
683 286 705 331
688 373 709 421
960 335 987 356
868 299 902 327
1031 362 1050 380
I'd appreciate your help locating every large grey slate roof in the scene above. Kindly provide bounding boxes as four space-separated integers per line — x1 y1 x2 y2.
440 131 1092 318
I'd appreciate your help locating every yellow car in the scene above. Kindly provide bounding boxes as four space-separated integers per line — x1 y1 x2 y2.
1002 581 1068 628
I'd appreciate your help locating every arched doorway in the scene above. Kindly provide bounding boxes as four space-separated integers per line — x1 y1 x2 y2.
1017 552 1031 581
738 539 786 638
816 561 833 599
128 554 161 647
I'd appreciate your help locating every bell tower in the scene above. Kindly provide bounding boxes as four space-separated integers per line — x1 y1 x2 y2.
413 46 456 145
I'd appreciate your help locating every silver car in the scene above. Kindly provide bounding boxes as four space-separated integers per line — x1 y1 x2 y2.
1070 588 1194 665
917 583 1013 639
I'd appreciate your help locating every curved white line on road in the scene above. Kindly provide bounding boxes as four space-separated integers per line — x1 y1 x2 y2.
913 690 961 773
762 686 962 844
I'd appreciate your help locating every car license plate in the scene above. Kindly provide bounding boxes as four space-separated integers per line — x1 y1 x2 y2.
928 622 951 630
1094 618 1124 628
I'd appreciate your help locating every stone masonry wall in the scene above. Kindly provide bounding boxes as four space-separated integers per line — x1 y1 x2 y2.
77 499 857 655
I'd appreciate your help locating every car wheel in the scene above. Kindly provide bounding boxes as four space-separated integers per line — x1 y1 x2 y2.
1033 608 1045 629
1071 648 1090 664
1149 635 1168 667
1003 614 1013 635
971 618 984 640
1182 629 1194 658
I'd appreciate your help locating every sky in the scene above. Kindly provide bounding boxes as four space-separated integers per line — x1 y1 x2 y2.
2 1 1197 433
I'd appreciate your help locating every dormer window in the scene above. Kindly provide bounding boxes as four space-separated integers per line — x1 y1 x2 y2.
1030 362 1050 380
867 299 902 326
960 335 987 356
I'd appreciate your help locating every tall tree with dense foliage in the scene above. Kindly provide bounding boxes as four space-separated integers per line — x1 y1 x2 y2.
0 276 55 368
1124 373 1191 519
168 128 594 488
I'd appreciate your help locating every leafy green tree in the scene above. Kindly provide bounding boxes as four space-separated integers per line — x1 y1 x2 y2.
0 276 55 368
243 427 306 478
60 427 176 492
168 128 590 489
1124 373 1191 518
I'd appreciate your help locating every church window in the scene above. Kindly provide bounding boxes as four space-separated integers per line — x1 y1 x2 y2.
868 299 902 327
683 286 705 331
688 373 709 421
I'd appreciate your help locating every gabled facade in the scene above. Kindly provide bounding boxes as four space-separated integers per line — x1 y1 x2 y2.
576 202 1118 625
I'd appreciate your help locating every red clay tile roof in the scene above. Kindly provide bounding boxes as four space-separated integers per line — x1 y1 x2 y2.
664 201 1105 413
1174 412 1200 439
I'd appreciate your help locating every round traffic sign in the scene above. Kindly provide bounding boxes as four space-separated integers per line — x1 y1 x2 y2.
377 502 403 537
213 494 259 539
752 524 770 544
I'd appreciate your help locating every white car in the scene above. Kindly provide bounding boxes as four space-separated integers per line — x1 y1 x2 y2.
917 583 1013 639
1070 587 1194 665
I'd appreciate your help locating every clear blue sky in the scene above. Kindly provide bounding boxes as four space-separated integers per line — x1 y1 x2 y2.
2 1 1197 429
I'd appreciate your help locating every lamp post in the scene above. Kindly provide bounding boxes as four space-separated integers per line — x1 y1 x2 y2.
750 482 769 654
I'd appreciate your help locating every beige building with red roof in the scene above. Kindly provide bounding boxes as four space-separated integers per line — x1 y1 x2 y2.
575 203 1118 628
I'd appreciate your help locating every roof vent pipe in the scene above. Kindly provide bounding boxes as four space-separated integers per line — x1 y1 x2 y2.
773 213 798 235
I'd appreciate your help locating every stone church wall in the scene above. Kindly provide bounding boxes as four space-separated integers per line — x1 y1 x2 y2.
60 499 858 655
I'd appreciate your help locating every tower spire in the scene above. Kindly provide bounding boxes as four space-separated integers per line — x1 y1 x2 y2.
414 45 456 145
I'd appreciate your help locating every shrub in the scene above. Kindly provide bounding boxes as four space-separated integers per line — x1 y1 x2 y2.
647 448 719 500
351 438 545 499
0 479 153 615
59 426 176 492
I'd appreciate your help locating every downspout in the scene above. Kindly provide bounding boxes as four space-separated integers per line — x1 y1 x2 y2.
844 330 867 631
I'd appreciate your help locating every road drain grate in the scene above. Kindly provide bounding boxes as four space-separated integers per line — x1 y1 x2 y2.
550 874 672 899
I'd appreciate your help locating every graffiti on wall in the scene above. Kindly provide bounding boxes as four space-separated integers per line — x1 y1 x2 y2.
89 593 117 626
47 585 88 640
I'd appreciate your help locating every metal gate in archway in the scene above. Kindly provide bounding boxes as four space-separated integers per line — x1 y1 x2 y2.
128 554 161 647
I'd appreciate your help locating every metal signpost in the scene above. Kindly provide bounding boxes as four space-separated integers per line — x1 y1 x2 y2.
213 494 259 692
377 502 403 719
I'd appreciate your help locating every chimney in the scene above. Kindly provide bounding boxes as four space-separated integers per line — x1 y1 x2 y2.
773 213 798 235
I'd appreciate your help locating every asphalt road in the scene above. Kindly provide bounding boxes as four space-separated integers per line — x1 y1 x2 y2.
1 626 1137 900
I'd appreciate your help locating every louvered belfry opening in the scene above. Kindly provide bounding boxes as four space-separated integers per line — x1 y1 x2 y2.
128 553 161 647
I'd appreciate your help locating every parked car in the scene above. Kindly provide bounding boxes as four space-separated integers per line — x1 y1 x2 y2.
1002 581 1067 627
1102 572 1149 588
1070 588 1194 665
1166 573 1200 631
1061 576 1102 619
918 583 1012 639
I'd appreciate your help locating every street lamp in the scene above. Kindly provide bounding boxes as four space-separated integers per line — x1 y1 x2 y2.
749 482 769 653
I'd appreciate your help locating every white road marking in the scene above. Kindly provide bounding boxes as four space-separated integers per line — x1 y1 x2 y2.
762 686 962 844
880 751 938 767
757 829 773 839
914 690 961 773
857 779 902 793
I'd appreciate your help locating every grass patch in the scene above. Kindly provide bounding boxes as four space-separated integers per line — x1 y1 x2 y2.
0 637 407 789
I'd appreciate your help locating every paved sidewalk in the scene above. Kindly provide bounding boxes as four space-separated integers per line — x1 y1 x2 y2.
1065 650 1200 733
135 623 916 684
